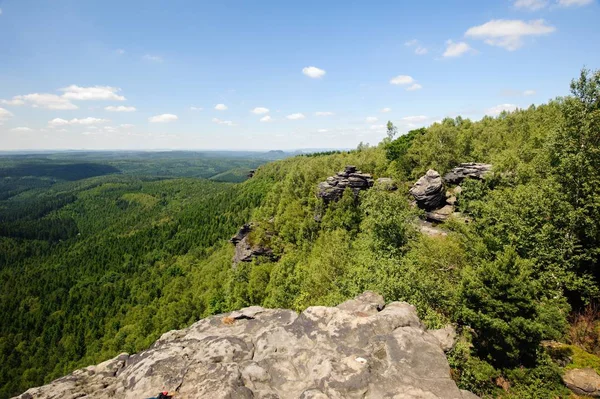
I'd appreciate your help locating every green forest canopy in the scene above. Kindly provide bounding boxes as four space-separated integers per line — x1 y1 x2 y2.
1 69 599 398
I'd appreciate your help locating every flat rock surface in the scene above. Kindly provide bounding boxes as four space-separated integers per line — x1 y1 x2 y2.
15 292 478 399
563 368 600 397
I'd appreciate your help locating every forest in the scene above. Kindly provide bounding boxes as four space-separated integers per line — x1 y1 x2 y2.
1 69 599 398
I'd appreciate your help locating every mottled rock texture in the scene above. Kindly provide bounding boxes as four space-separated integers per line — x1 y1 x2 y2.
16 292 477 399
230 224 276 265
409 169 446 211
563 368 600 397
317 166 374 203
442 163 492 185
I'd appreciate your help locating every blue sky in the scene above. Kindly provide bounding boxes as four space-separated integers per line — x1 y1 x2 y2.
1 0 599 150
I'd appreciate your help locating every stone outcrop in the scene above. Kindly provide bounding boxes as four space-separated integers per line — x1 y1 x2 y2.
16 292 477 399
230 224 276 265
317 165 374 203
443 163 492 185
409 169 446 211
563 368 600 397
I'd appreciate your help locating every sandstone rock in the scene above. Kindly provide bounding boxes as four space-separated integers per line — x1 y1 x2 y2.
410 169 446 211
317 165 374 203
16 293 478 399
426 204 456 223
563 368 600 397
443 163 492 185
230 224 276 265
375 177 397 191
428 325 457 352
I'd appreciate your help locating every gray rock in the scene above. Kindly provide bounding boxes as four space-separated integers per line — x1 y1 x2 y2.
426 204 455 223
410 169 446 211
428 325 457 352
230 224 277 265
443 163 492 185
317 166 374 203
15 293 478 399
563 368 600 397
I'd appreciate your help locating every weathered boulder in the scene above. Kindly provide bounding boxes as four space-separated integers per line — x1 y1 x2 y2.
443 163 492 185
428 325 457 352
409 169 446 211
230 224 276 265
426 204 456 223
317 165 374 203
563 368 600 397
16 292 478 399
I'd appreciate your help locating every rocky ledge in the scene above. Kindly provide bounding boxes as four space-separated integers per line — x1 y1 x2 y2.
16 292 478 399
230 223 276 265
317 165 374 203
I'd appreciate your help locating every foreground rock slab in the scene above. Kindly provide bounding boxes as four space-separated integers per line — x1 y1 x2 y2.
563 368 600 397
16 292 477 399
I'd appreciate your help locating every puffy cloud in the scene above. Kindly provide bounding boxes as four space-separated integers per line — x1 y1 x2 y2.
214 103 228 111
61 85 126 101
465 19 555 51
11 127 33 132
302 66 326 78
315 111 334 116
0 8 2 15
365 116 378 123
406 83 423 91
189 106 203 111
105 105 136 112
260 115 273 122
558 0 593 6
401 115 428 122
317 129 329 133
524 89 536 96
415 46 428 55
286 113 306 120
486 104 518 116
5 93 77 110
443 40 474 57
405 39 428 55
148 114 178 123
390 75 415 85
143 54 163 62
48 117 109 126
0 108 14 121
370 124 386 130
513 0 549 10
212 118 235 126
119 124 135 129
252 107 270 114
381 108 391 113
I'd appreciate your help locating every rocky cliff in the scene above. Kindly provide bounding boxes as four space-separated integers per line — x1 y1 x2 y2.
16 292 478 399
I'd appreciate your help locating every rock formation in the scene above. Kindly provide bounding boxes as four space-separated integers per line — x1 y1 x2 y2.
230 224 276 265
563 368 600 397
317 165 374 203
409 169 446 211
16 292 478 399
443 163 492 185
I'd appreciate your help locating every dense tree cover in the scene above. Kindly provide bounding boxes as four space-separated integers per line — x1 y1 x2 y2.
1 70 599 398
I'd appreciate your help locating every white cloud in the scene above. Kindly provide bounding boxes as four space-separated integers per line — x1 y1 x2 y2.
404 39 419 46
143 54 163 62
315 111 334 116
0 108 14 121
0 8 3 15
11 127 33 132
514 0 549 10
61 85 126 101
260 115 273 122
119 124 135 129
214 103 228 111
286 113 306 120
486 104 518 116
405 40 428 55
6 93 78 110
317 129 329 133
251 107 270 114
302 66 326 78
212 117 235 126
381 108 391 113
406 83 423 91
190 106 203 111
390 75 415 85
524 89 536 96
48 117 109 126
465 19 556 51
401 115 428 123
105 105 136 112
370 124 386 130
415 46 428 55
443 40 474 57
365 116 378 123
148 114 178 123
558 0 593 6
